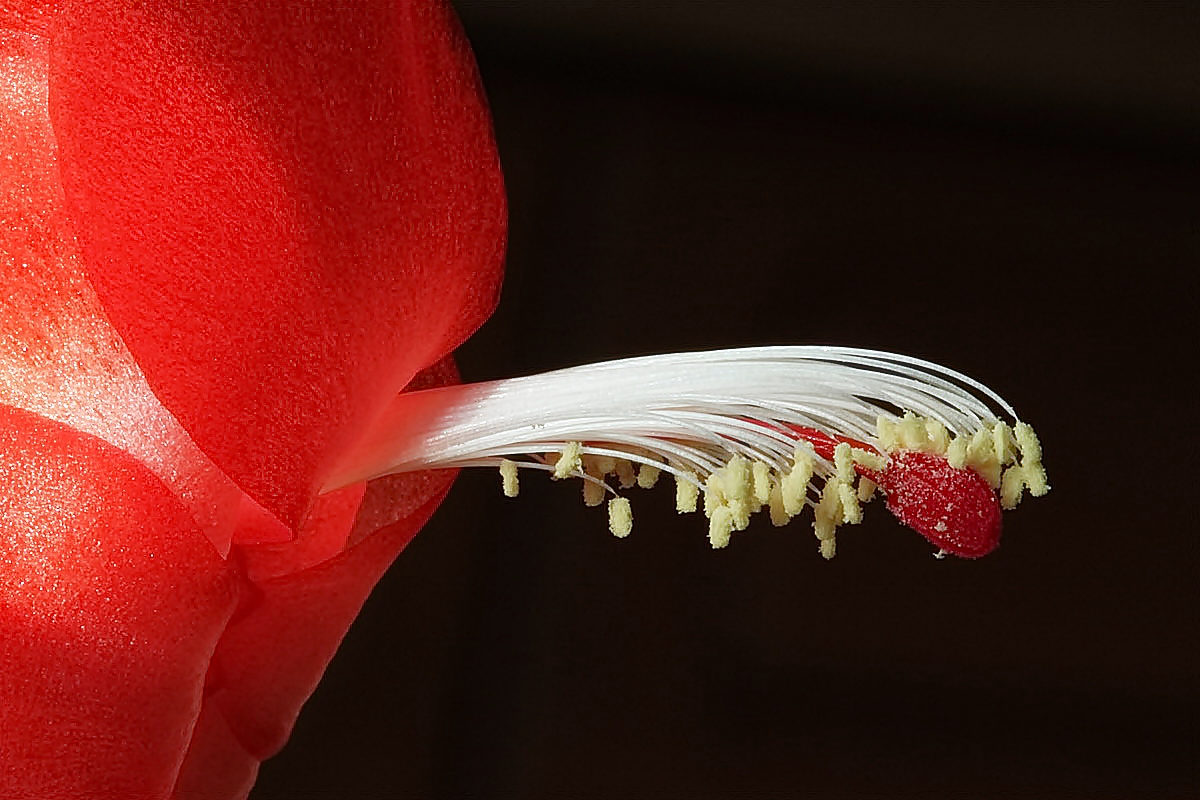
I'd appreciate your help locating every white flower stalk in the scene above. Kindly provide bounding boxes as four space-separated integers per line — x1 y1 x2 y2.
327 347 1048 559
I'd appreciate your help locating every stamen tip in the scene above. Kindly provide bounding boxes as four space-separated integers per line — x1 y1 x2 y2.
552 441 583 479
676 473 699 514
608 496 633 538
637 463 661 489
708 505 734 548
499 459 519 498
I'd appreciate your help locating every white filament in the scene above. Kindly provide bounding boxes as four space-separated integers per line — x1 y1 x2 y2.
325 346 1019 491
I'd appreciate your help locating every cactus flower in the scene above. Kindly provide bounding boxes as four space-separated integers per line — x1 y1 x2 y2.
0 2 1047 798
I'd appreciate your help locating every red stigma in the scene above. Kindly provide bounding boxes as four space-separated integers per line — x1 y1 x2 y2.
873 450 1002 558
782 423 1003 558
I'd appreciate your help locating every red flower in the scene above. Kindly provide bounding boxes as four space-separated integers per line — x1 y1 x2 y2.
0 3 1050 796
0 1 504 797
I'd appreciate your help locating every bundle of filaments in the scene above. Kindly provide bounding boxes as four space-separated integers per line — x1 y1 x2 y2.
327 346 1049 559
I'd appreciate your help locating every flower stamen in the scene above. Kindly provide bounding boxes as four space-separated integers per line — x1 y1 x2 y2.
327 347 1049 558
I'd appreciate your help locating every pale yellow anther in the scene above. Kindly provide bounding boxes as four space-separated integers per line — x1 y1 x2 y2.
820 538 837 560
499 459 519 498
995 420 1050 508
675 473 699 513
877 416 900 452
966 427 993 462
1014 422 1043 462
614 459 637 489
728 456 754 517
767 480 790 526
925 418 950 454
857 476 877 502
752 461 772 507
592 455 617 476
582 478 607 507
703 471 726 518
850 447 887 473
993 421 1015 466
730 502 752 531
708 505 734 549
726 456 752 497
608 496 633 537
553 441 583 479
782 447 813 516
978 461 1002 490
706 457 753 530
1012 422 1049 496
946 435 968 469
722 493 750 530
813 481 842 544
636 463 661 489
838 481 862 524
899 412 928 450
834 442 855 483
1024 461 1050 497
965 427 1001 488
1000 466 1025 510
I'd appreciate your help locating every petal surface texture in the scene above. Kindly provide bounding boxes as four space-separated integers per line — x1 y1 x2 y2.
0 26 247 555
46 0 506 528
1 2 505 796
173 472 455 797
0 404 238 800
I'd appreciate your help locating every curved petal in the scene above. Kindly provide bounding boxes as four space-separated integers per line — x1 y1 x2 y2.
0 26 248 554
174 472 455 796
0 404 238 799
46 0 505 529
2 6 504 795
170 703 261 800
175 359 463 795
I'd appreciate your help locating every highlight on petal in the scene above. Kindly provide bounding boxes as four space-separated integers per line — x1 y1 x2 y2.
329 347 1049 558
46 0 506 530
0 404 237 799
0 27 249 555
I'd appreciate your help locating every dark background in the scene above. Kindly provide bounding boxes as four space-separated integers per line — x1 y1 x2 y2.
256 3 1197 797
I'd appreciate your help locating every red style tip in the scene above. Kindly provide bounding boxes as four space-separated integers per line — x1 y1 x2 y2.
875 450 1003 558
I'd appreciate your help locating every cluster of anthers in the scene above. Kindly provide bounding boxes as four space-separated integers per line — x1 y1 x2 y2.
328 347 1049 559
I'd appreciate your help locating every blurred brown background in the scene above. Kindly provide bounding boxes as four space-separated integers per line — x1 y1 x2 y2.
255 3 1197 797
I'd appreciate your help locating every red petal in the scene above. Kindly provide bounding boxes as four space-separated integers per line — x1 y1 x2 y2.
0 27 246 555
0 404 237 798
238 483 369 584
47 0 505 529
174 360 462 793
170 703 261 800
192 473 453 767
